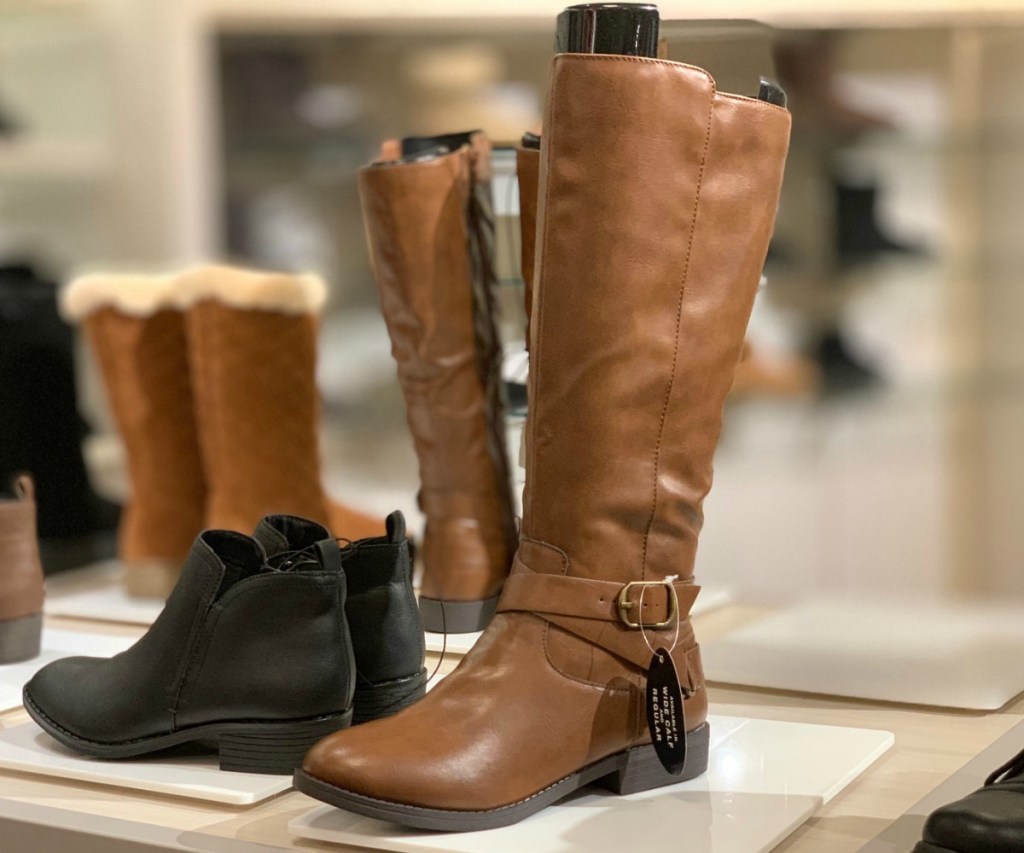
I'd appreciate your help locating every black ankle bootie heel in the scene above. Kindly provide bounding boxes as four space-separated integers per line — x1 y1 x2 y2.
254 510 427 725
24 529 355 774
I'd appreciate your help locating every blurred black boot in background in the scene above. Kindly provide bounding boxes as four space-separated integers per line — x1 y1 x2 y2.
0 262 118 571
835 178 928 267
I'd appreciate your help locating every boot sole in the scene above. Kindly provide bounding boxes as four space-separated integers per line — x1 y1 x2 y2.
418 595 498 634
353 668 428 725
23 689 352 775
294 721 710 831
0 613 41 664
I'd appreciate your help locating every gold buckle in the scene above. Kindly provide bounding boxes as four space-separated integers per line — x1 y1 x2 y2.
617 580 678 630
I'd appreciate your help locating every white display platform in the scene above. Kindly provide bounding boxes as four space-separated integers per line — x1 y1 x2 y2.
45 561 166 625
423 629 481 656
0 722 291 805
288 715 894 853
0 628 137 713
423 585 734 656
701 598 1024 709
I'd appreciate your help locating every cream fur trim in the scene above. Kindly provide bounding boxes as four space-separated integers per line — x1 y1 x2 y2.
61 265 328 320
178 265 328 315
61 272 187 320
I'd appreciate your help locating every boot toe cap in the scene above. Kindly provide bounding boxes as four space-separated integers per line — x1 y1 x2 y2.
302 716 497 810
25 656 107 740
923 789 1024 853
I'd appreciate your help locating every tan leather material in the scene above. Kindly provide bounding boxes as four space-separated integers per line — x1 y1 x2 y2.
419 517 510 601
359 140 516 603
305 612 706 811
524 56 790 584
520 54 787 697
305 613 709 811
84 305 206 565
497 549 701 627
184 271 382 541
303 54 789 815
0 476 45 621
515 145 540 351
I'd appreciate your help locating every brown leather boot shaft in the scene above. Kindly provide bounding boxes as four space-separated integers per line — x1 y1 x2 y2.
84 307 206 564
359 135 516 603
515 145 540 351
0 476 45 621
524 55 790 585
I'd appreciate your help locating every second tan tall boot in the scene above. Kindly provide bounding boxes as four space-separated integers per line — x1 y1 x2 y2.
62 274 206 596
359 132 518 633
182 265 382 541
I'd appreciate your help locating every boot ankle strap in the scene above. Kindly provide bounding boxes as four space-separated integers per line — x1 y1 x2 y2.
497 569 700 628
496 552 703 683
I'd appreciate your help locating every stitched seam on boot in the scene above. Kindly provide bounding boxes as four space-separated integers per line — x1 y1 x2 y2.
639 89 715 582
168 559 220 730
175 604 223 716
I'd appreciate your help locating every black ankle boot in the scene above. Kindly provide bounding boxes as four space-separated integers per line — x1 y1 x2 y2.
253 510 427 724
916 747 1024 853
23 529 355 774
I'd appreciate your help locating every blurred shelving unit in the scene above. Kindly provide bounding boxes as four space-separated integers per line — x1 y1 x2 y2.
4 0 1024 594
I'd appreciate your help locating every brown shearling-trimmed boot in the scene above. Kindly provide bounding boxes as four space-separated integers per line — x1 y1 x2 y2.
0 475 44 662
295 53 790 830
182 265 382 542
358 132 517 633
62 274 206 597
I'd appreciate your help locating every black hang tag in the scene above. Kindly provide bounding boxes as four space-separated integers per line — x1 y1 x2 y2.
646 647 688 775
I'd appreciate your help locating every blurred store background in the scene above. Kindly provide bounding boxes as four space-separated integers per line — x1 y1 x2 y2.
2 0 1024 605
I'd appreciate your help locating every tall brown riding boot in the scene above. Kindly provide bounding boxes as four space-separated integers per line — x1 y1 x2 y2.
62 274 206 597
296 54 790 830
358 132 517 633
182 265 382 541
0 475 44 662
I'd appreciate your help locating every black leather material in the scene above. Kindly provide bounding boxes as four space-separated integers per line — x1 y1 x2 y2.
254 511 425 687
922 766 1024 852
25 530 354 744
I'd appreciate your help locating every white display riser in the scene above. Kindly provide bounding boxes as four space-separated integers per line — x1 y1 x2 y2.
0 720 293 806
701 597 1024 710
289 714 894 853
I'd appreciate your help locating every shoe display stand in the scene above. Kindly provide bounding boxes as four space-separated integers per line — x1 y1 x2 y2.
0 628 138 712
0 721 292 806
701 598 1024 709
289 715 893 853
